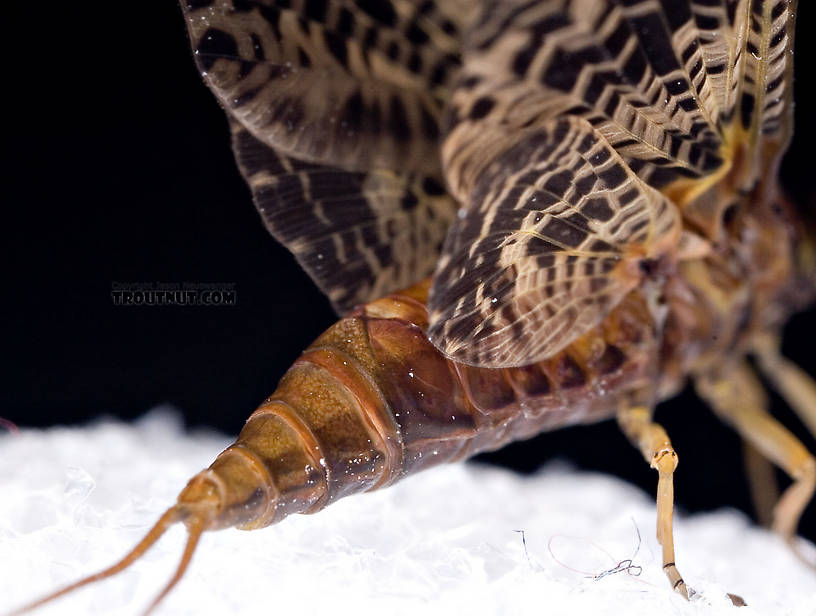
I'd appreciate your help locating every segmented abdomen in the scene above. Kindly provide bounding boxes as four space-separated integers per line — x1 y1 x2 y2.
215 279 656 528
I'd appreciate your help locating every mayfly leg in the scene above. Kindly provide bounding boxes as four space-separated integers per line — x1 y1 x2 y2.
746 333 816 528
616 404 688 598
696 362 816 566
752 334 816 440
742 440 779 528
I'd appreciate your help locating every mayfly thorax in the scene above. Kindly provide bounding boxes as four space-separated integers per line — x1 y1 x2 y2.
9 0 816 613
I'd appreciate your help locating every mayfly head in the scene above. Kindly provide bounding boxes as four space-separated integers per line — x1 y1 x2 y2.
770 193 816 311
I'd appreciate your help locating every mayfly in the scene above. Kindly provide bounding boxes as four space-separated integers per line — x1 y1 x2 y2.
10 0 816 613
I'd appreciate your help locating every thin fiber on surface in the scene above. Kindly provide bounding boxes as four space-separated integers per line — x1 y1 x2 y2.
1 411 814 616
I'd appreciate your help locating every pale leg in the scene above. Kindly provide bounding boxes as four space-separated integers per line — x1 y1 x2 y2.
743 439 779 528
617 405 688 597
753 335 816 439
696 362 815 553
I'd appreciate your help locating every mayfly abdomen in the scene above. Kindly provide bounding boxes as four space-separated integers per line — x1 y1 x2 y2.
218 279 659 531
11 3 813 613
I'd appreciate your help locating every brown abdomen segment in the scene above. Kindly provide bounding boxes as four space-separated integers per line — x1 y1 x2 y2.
216 279 655 529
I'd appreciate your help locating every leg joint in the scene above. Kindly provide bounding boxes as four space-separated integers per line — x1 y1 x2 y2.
652 447 679 473
797 455 816 480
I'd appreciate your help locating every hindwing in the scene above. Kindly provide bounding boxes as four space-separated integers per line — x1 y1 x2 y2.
181 0 469 308
429 0 796 367
429 117 679 367
183 0 797 367
231 121 457 313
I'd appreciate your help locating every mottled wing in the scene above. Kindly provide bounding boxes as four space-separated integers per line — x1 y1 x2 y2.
231 121 457 313
733 0 797 183
443 0 796 196
181 0 473 174
442 0 724 202
181 0 472 309
430 0 799 367
429 116 679 367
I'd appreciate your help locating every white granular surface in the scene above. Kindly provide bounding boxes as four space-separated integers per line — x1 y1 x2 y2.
1 410 814 616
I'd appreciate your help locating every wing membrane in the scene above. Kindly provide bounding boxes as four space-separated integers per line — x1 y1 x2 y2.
181 0 473 174
429 117 679 367
430 0 794 368
181 0 470 310
735 0 797 181
182 0 796 367
443 0 795 197
443 0 722 201
231 121 457 312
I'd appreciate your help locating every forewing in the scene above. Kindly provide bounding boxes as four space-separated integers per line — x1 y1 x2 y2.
181 0 472 174
428 117 679 367
443 0 726 201
430 0 795 368
443 0 796 199
181 0 473 310
231 121 457 313
733 0 797 182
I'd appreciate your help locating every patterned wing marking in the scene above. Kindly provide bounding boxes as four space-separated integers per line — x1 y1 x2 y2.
230 121 457 313
687 0 747 127
428 117 680 368
431 2 796 366
182 0 474 174
442 0 739 202
443 0 795 203
734 0 797 184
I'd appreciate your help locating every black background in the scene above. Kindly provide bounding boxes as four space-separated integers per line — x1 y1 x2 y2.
5 3 816 541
